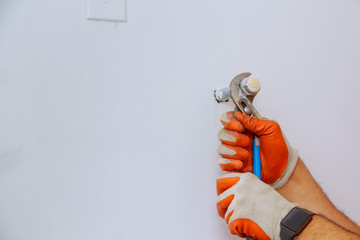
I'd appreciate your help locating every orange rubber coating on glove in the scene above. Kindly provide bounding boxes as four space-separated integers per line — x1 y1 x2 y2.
218 143 252 172
217 174 270 240
233 112 288 184
217 176 240 195
218 144 250 160
216 176 239 218
218 159 244 171
217 195 234 218
219 129 251 147
229 219 270 240
220 112 245 132
218 112 253 172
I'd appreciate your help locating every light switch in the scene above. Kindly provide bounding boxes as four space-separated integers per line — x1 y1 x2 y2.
87 0 126 22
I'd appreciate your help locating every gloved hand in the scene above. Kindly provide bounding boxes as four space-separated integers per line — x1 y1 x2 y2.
217 111 298 189
217 172 296 240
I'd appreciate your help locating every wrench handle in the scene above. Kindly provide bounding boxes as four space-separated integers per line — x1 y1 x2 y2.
244 136 261 240
253 135 261 179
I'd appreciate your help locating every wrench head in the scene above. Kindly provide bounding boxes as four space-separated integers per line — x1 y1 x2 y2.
230 72 261 118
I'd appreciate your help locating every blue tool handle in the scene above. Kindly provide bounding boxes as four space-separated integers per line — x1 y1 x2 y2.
252 137 261 179
245 138 261 240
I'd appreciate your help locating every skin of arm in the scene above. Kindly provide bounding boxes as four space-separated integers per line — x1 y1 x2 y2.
295 215 360 240
278 158 360 235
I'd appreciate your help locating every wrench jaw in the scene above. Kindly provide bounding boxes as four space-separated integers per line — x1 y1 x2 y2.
230 72 262 118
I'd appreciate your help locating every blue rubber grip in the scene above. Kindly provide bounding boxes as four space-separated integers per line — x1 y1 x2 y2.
252 139 261 179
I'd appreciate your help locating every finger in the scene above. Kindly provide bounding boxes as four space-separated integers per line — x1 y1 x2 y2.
217 195 234 218
218 158 243 171
217 143 249 160
225 210 234 224
242 131 254 173
218 128 250 147
233 111 279 135
220 112 245 132
216 174 240 195
229 219 269 240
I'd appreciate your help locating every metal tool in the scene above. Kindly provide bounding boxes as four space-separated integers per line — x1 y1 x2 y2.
214 72 262 240
214 72 261 117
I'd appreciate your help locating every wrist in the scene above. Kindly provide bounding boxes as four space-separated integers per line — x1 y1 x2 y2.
280 207 315 240
278 158 360 235
294 215 360 240
277 158 328 212
277 158 307 202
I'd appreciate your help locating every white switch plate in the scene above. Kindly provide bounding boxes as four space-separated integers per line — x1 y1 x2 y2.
87 0 126 22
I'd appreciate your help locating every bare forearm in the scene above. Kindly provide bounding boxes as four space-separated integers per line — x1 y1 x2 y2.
278 158 360 234
295 215 360 240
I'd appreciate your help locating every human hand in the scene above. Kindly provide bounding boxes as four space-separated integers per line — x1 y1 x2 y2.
217 111 298 188
217 172 296 240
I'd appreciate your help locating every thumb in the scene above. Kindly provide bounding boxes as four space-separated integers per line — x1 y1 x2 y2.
233 111 275 136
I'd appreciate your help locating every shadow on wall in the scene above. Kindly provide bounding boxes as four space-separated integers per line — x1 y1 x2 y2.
0 0 16 32
0 147 24 175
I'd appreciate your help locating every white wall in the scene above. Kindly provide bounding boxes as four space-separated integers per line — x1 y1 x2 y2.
0 0 360 239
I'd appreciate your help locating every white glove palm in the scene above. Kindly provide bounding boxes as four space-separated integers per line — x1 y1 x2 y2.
217 172 296 240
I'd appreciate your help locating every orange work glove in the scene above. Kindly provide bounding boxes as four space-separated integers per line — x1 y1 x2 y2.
217 172 296 240
217 111 298 189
